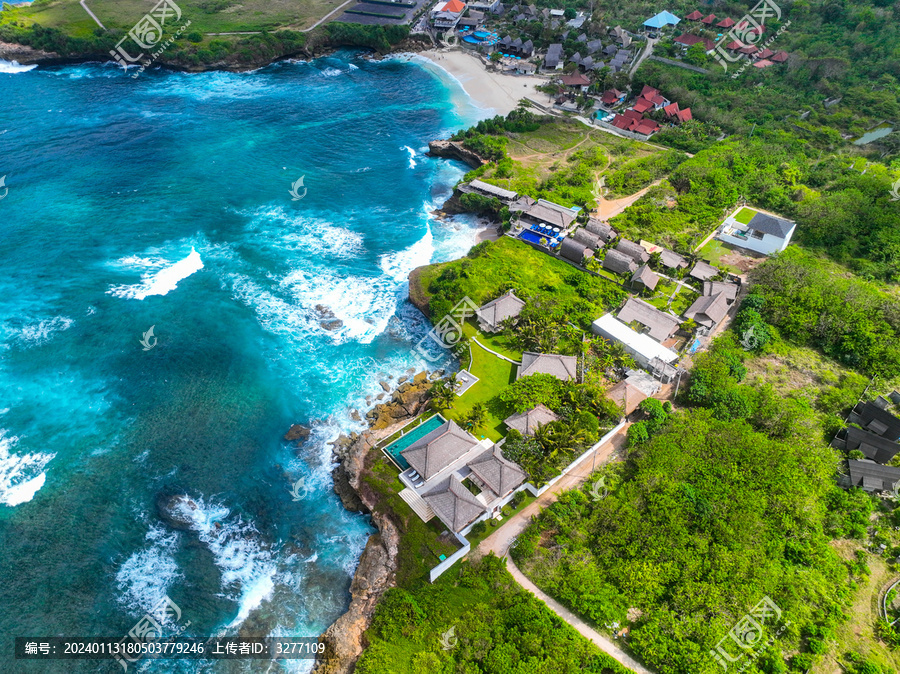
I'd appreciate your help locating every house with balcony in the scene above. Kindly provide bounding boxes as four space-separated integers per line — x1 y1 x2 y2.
716 208 796 255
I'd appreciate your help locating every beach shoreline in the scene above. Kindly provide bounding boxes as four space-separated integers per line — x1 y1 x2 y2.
414 48 548 117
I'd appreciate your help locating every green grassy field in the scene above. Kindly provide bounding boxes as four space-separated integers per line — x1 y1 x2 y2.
443 339 516 441
0 0 338 36
733 206 757 225
462 321 521 362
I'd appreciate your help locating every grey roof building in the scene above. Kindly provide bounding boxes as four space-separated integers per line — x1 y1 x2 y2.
748 212 795 238
401 419 481 480
518 352 578 381
544 43 563 69
573 228 603 250
424 475 486 531
631 264 660 292
853 402 900 441
504 404 559 435
703 281 738 303
522 199 577 229
476 290 526 332
466 179 517 201
603 249 638 275
683 292 730 327
586 39 603 54
690 260 719 281
559 237 592 264
467 446 527 498
847 459 900 492
845 426 900 464
617 297 679 341
659 248 687 269
585 218 616 242
615 238 650 264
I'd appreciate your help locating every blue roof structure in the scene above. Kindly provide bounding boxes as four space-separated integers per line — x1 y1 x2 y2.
644 10 681 28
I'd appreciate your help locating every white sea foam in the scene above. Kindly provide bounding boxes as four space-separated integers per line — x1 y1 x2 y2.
108 247 203 300
176 496 278 627
240 206 364 259
15 316 73 345
0 59 37 74
403 145 417 169
321 67 343 77
115 524 181 619
379 222 434 282
0 431 54 507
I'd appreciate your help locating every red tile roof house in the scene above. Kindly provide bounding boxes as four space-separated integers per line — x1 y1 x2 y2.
752 59 774 68
632 98 654 114
725 40 745 52
738 45 759 56
674 34 716 52
716 17 735 28
701 13 716 24
675 107 692 122
755 47 775 60
663 102 693 124
560 72 591 92
685 10 703 20
771 51 789 63
600 88 626 106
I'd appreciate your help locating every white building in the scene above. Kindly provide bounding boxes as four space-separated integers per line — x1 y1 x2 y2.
468 0 500 12
591 313 678 370
431 0 467 29
716 210 796 255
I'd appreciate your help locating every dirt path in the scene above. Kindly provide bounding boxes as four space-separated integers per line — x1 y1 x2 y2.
595 178 664 220
473 425 654 673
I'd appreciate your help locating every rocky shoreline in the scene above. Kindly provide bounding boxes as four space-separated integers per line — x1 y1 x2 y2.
311 370 441 674
0 35 432 72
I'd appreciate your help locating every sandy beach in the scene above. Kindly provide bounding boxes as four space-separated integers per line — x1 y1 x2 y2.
418 48 549 116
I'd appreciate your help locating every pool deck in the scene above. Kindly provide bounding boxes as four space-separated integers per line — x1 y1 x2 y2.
380 414 446 470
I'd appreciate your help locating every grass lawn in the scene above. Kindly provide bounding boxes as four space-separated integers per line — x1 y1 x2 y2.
733 207 758 225
415 237 625 329
669 287 698 315
462 321 522 362
1 0 337 35
698 238 744 274
443 340 516 441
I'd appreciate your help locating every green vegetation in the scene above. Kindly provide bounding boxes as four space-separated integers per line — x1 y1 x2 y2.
604 149 687 198
0 11 410 67
733 207 757 225
441 340 516 441
418 236 625 326
749 248 900 376
609 136 900 279
513 355 855 673
357 555 637 674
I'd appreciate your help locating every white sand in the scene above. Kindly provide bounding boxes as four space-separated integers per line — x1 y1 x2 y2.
418 48 549 116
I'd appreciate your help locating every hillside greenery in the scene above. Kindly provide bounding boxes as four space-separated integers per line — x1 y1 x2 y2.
356 555 638 674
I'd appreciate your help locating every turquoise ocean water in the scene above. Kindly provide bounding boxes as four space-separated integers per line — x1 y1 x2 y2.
0 51 486 671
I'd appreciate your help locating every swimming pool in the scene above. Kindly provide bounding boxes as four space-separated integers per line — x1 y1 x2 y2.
519 230 559 247
381 414 447 470
463 36 481 44
474 31 491 38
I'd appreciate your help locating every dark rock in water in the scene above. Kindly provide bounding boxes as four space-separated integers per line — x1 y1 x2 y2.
157 494 201 531
350 409 362 422
376 393 386 400
379 381 390 392
284 424 311 442
397 375 409 384
321 319 343 331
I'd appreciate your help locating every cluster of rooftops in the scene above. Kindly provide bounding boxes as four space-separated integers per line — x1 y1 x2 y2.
396 342 579 534
602 84 691 137
835 394 900 493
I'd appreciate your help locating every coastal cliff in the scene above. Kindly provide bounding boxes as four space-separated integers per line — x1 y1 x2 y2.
314 373 435 674
427 139 485 169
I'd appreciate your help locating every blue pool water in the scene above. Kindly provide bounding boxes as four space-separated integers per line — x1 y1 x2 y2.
382 415 447 470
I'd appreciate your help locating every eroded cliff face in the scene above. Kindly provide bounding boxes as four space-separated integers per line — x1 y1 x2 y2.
427 139 486 169
313 373 435 674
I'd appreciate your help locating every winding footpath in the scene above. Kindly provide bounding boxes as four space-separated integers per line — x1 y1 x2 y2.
474 424 654 674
